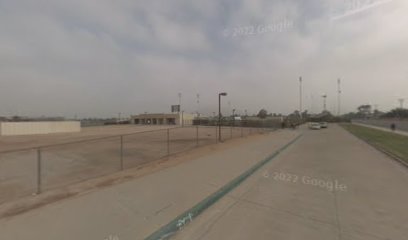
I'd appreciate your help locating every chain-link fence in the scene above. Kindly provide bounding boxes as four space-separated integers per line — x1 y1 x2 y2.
352 119 408 132
0 126 273 204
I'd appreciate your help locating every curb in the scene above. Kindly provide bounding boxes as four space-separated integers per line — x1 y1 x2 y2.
368 142 408 168
144 134 303 240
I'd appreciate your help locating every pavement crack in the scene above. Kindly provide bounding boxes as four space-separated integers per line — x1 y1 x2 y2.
154 203 173 216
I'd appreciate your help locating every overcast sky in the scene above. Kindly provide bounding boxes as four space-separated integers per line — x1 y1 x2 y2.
1 0 407 118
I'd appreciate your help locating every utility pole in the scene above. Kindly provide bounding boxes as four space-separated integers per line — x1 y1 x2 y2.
196 94 200 114
196 93 200 124
337 78 342 116
178 92 183 126
178 93 182 112
218 92 227 142
299 76 303 118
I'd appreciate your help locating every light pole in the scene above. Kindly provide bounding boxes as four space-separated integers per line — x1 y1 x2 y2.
178 93 182 112
322 94 327 112
232 108 236 126
197 93 200 125
181 110 184 127
219 92 227 142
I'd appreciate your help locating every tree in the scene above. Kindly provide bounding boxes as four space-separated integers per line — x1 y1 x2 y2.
372 109 385 118
357 105 372 118
257 109 268 119
301 110 309 119
288 110 301 120
382 108 408 118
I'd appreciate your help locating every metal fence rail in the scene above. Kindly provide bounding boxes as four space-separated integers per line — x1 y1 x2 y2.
352 119 408 132
0 126 273 204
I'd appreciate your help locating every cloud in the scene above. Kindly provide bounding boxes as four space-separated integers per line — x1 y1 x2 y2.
0 0 407 117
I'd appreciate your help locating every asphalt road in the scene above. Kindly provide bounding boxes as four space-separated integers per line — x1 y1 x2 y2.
173 124 408 240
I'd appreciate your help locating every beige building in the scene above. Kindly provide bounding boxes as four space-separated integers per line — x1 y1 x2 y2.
131 113 195 126
0 121 81 136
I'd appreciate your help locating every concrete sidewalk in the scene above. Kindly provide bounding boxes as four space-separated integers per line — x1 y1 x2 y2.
0 130 300 240
173 124 408 240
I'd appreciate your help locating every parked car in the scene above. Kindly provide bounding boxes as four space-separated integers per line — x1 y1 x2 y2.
319 122 328 128
309 122 321 130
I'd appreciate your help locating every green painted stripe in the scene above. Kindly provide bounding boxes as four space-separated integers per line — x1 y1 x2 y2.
145 134 303 240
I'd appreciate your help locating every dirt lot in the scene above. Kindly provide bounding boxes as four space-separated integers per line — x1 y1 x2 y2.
0 125 264 205
0 125 175 152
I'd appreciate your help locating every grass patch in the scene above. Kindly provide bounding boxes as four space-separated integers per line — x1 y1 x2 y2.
341 123 408 164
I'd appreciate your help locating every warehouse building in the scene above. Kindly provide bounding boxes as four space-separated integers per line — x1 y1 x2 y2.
131 113 195 126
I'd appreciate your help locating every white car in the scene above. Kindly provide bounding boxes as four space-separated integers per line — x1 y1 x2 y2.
319 122 328 128
309 122 321 130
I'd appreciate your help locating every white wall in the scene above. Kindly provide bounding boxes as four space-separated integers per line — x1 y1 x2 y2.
0 121 81 136
180 113 195 126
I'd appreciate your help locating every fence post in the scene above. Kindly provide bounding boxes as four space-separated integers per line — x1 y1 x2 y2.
167 129 170 156
36 148 42 194
196 126 199 147
230 126 233 139
120 135 124 170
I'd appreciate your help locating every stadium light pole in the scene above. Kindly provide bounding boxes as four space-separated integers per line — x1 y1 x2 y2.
232 108 236 126
299 76 302 119
219 92 227 142
322 94 327 112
